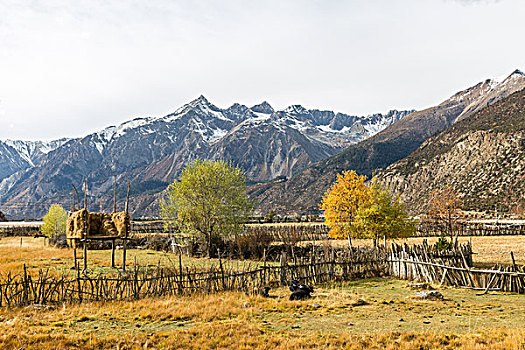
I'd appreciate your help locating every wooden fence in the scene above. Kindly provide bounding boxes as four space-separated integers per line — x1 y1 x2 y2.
3 240 525 307
0 246 386 307
246 224 330 242
0 224 42 237
388 241 525 293
415 220 525 237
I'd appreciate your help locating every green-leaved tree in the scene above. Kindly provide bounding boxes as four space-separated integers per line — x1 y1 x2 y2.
352 183 415 246
161 159 253 258
41 204 68 238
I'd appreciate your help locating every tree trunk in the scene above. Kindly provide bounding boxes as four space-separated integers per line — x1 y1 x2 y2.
207 231 212 258
448 211 453 242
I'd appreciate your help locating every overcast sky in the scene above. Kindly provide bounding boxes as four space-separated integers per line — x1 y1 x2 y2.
1 0 524 141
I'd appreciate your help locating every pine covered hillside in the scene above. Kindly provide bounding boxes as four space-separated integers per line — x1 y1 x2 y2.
249 70 525 215
378 88 525 214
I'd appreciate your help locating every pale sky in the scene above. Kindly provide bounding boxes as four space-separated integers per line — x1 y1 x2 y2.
1 0 524 141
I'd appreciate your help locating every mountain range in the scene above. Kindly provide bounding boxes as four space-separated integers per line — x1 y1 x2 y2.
249 70 525 215
2 69 524 219
0 97 410 218
377 86 525 215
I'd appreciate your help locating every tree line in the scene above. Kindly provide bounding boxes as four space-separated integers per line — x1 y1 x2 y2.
41 160 465 256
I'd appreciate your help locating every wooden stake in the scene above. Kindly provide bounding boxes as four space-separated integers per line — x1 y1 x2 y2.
122 183 130 272
439 268 448 287
113 176 117 213
73 240 77 269
125 183 130 214
83 239 87 273
83 207 88 273
111 239 115 268
72 184 76 211
84 179 88 210
74 185 80 209
123 237 127 272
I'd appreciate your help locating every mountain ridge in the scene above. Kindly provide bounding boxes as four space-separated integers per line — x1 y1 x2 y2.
248 69 525 215
376 87 525 214
0 96 409 219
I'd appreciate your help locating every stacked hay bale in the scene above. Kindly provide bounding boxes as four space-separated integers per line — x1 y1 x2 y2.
66 209 130 239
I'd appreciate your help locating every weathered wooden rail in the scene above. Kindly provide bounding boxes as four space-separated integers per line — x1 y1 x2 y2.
415 219 525 237
2 241 525 307
388 242 525 293
0 246 385 307
4 219 525 240
245 224 330 242
0 223 42 237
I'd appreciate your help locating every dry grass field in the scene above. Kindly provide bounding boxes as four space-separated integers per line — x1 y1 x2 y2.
1 235 525 349
0 237 271 277
332 236 525 267
0 279 524 349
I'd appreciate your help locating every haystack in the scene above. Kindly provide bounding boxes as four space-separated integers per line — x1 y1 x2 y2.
67 209 89 239
66 209 130 239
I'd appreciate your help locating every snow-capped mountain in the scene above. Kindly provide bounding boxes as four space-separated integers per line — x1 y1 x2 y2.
0 95 411 218
249 69 525 215
455 69 525 122
0 138 69 180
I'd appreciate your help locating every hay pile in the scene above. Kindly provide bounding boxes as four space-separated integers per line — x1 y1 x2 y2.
66 209 130 239
67 209 89 239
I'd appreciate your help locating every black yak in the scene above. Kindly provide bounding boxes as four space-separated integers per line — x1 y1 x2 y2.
289 280 314 300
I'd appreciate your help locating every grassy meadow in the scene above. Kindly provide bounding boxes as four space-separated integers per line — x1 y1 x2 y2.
1 235 525 348
0 237 270 277
0 279 524 349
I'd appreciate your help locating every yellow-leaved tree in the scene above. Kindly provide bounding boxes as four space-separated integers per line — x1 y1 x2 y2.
320 171 414 246
353 182 415 246
319 170 372 242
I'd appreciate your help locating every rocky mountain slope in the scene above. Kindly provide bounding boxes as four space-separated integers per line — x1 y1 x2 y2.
0 139 68 180
0 96 408 219
377 87 525 215
249 70 525 215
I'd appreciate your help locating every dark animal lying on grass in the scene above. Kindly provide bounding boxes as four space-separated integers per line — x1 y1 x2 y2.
289 280 314 300
259 286 271 297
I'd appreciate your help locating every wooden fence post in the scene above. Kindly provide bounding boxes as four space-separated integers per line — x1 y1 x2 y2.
111 239 115 268
280 252 287 286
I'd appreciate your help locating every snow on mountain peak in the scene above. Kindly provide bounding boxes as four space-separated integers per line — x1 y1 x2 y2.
3 138 70 166
250 101 274 114
488 69 524 88
165 95 231 123
502 69 525 83
191 94 210 106
97 117 153 142
284 105 308 114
